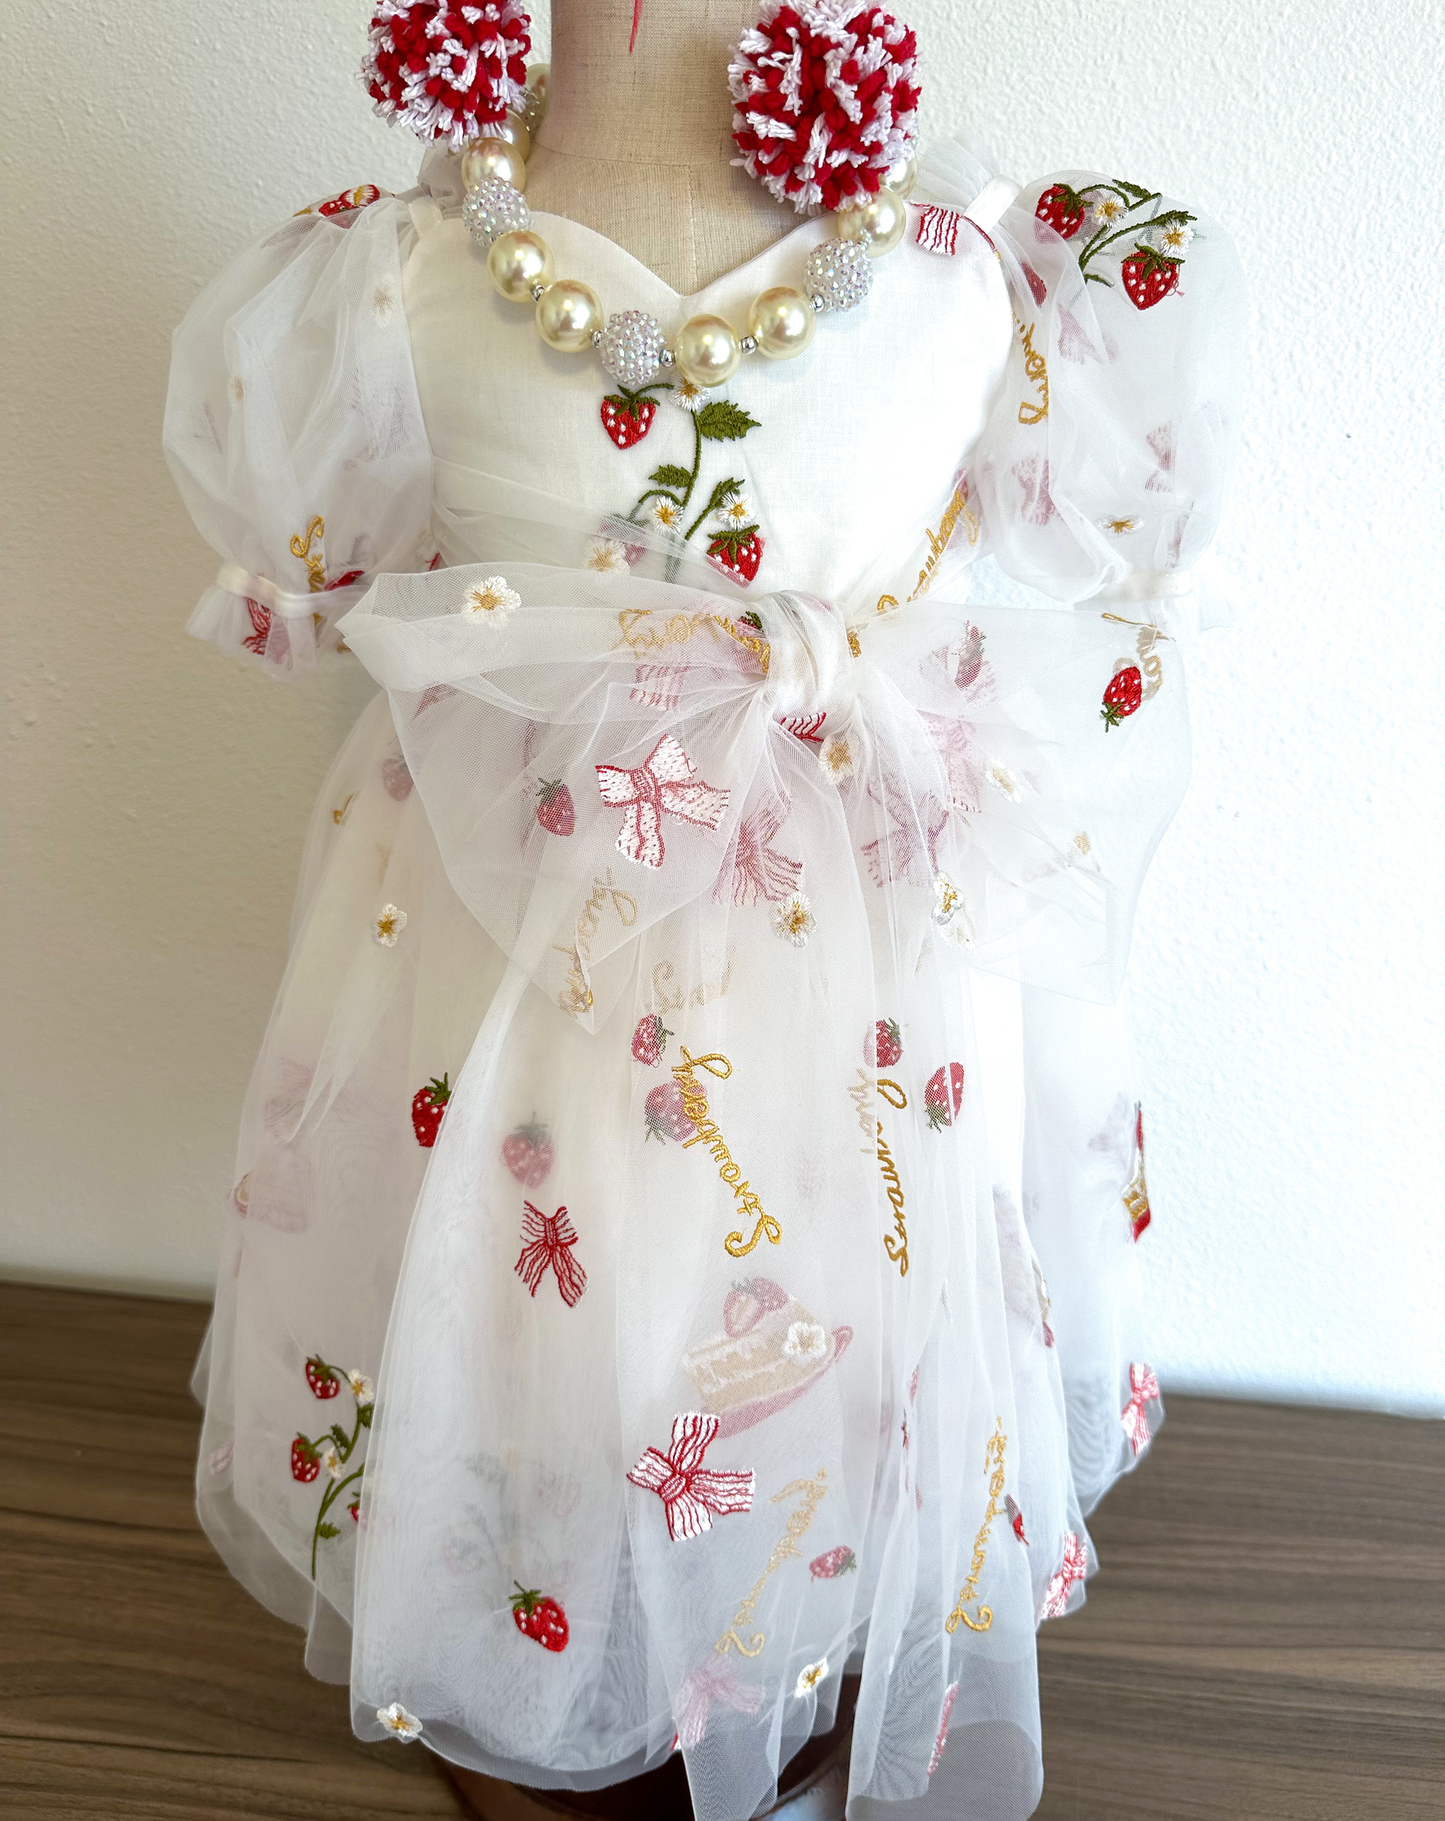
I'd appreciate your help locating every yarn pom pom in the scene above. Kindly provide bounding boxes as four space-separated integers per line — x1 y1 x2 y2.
729 2 920 215
363 1 531 148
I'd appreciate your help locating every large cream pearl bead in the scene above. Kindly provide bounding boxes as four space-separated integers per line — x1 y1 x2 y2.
489 110 532 161
883 155 917 198
675 314 741 388
748 286 816 360
536 279 603 353
488 229 554 302
462 136 527 194
526 62 550 116
836 189 908 257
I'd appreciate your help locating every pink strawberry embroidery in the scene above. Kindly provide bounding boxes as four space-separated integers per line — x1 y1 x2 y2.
865 1019 902 1069
305 1356 341 1399
291 1435 321 1483
381 752 414 800
722 1276 790 1337
536 779 576 836
631 1013 673 1066
1101 664 1144 729
1121 244 1182 310
809 1545 858 1580
924 1062 965 1132
601 392 658 450
411 1075 451 1148
707 529 764 586
501 1117 555 1189
644 1081 695 1144
1035 182 1087 240
1006 1494 1029 1545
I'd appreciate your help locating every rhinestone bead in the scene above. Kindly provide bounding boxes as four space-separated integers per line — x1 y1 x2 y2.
463 177 531 249
598 309 667 388
804 240 874 312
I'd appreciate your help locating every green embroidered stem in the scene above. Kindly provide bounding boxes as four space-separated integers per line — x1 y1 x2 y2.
310 1465 365 1577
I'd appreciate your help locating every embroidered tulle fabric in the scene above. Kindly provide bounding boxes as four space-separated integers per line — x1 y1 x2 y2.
164 135 1244 1820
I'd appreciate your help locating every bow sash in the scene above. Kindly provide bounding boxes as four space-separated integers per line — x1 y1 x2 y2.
627 1412 755 1542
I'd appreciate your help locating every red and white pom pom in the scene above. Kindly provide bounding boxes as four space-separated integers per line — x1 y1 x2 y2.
729 2 920 215
362 1 531 148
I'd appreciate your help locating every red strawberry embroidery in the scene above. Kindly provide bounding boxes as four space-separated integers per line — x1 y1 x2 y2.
411 1075 451 1148
305 1356 341 1399
924 1062 965 1132
1035 182 1088 240
644 1081 695 1144
501 1117 555 1189
536 779 575 836
601 393 657 449
631 1013 673 1066
1021 261 1048 306
722 1276 790 1337
348 1499 361 1522
511 1585 569 1652
707 530 764 586
809 1545 858 1580
865 1019 902 1069
1101 664 1144 729
1120 244 1182 310
291 1435 321 1483
1006 1494 1029 1545
381 752 414 800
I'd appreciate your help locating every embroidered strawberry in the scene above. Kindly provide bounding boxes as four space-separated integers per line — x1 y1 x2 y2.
707 529 764 586
924 1062 965 1132
536 778 575 836
1021 261 1048 306
865 1018 903 1069
1101 664 1144 729
511 1585 570 1652
722 1275 790 1337
1120 243 1182 310
809 1545 858 1580
1005 1494 1029 1545
1035 182 1088 240
631 1013 673 1066
601 392 658 449
305 1356 341 1399
502 1117 555 1189
348 1499 361 1522
411 1075 451 1148
644 1081 695 1144
291 1435 321 1483
381 752 414 800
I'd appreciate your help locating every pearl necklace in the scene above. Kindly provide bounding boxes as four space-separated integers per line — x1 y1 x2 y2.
455 69 917 395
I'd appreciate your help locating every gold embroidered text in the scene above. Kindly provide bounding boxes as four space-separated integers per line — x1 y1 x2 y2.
945 1418 1007 1635
554 869 638 1018
908 481 980 601
877 1118 908 1277
715 1469 829 1658
671 1048 781 1258
1015 318 1049 426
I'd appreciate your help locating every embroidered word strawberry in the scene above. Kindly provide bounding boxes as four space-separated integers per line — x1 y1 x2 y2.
381 752 414 800
1121 244 1182 310
502 1117 555 1189
707 528 764 586
865 1019 902 1069
924 1062 965 1132
305 1356 341 1399
1035 182 1088 240
722 1276 789 1337
601 392 658 449
291 1435 321 1483
809 1545 857 1580
411 1075 451 1148
645 1081 695 1144
1101 664 1144 729
536 778 576 836
631 1013 673 1066
511 1584 570 1651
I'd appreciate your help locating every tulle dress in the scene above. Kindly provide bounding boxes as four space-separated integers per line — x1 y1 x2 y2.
165 138 1244 1820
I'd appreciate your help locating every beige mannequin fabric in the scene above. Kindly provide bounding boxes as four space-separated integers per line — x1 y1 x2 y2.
527 0 801 294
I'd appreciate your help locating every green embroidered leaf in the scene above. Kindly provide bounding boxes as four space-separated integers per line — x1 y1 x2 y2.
701 476 745 517
707 525 760 556
316 1522 341 1541
697 400 761 443
649 463 692 489
358 1403 373 1428
329 1424 350 1449
737 610 763 630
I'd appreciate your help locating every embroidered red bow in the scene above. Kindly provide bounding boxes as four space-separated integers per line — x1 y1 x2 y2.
627 1412 754 1541
242 598 272 656
514 1202 587 1307
1124 1102 1151 1241
1041 1530 1088 1619
596 733 730 870
1121 1361 1160 1455
673 1658 764 1750
719 799 802 906
927 1680 959 1776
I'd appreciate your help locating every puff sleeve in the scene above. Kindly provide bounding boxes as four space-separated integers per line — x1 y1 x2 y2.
163 192 432 677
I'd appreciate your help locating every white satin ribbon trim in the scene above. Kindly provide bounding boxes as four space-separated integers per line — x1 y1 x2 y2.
215 564 363 619
964 178 1021 233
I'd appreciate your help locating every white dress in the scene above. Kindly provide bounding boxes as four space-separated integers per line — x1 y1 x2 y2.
165 139 1244 1820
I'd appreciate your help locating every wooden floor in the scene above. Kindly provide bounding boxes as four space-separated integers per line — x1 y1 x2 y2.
1 1283 1440 1820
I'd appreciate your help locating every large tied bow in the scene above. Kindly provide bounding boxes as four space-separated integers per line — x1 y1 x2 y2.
596 734 730 870
673 1658 764 1750
1120 1361 1160 1455
627 1412 754 1541
514 1203 587 1307
1040 1530 1088 1619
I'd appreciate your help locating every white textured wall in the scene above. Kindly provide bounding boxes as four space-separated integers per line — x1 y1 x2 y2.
2 4 1441 1410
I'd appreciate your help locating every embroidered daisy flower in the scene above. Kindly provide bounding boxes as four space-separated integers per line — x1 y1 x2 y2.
795 1658 829 1698
1154 220 1194 256
373 279 398 326
318 1442 345 1480
1102 516 1140 536
712 491 755 531
373 903 408 946
818 733 854 784
783 1320 828 1362
464 576 521 626
208 1440 234 1477
773 891 816 946
985 762 1022 801
1089 193 1128 228
347 1369 375 1406
649 497 685 535
670 376 706 412
585 536 631 575
931 873 960 927
377 1702 423 1743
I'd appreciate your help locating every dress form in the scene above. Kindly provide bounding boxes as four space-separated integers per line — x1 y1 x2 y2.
527 0 800 294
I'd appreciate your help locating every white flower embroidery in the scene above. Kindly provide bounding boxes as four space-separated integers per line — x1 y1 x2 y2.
648 497 685 535
795 1658 828 1698
318 1442 345 1480
373 279 398 326
1089 193 1127 227
585 536 631 575
985 762 1022 801
464 576 521 626
1102 515 1140 536
377 1702 423 1742
1155 220 1194 256
712 491 755 530
208 1440 234 1477
783 1320 828 1362
347 1369 374 1406
670 376 706 412
228 375 245 405
817 733 854 784
373 903 408 946
773 891 815 947
931 873 960 927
